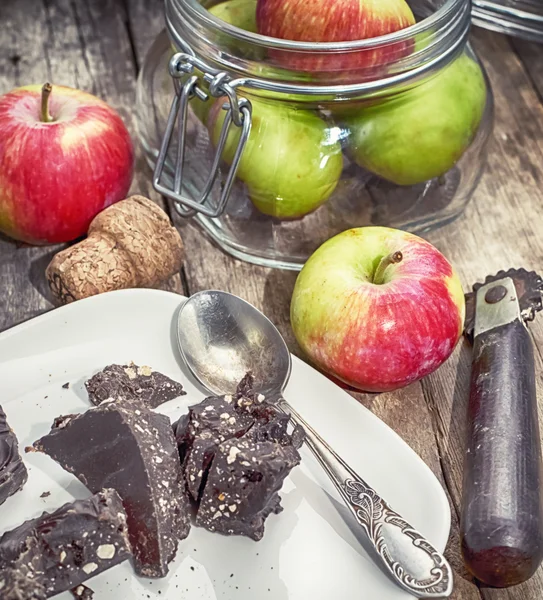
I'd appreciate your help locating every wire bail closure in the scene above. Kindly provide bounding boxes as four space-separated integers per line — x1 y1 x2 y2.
153 52 252 218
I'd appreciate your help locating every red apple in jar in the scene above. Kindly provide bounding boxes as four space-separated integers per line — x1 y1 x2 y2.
0 83 134 244
256 0 416 72
290 227 465 392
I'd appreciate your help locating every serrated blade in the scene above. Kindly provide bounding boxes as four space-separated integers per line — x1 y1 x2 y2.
464 268 543 342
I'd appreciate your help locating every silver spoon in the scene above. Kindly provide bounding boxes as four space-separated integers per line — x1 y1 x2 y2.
177 289 453 598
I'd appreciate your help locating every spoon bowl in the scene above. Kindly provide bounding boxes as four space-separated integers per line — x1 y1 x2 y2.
177 290 291 399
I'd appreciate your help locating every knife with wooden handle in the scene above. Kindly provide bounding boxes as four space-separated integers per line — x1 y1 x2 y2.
462 270 543 587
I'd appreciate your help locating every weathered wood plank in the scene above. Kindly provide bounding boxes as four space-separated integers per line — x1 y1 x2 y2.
126 0 166 68
512 38 543 101
2 1 543 598
423 27 543 600
0 0 65 330
0 0 180 333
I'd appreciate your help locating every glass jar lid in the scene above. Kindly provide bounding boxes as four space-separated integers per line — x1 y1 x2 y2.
165 0 472 99
472 1 543 41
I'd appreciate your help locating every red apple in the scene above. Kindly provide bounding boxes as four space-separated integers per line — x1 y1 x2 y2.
0 83 134 244
256 0 416 72
290 227 465 392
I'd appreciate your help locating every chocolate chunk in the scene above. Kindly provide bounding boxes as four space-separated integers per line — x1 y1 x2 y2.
249 406 290 442
0 405 28 507
234 372 256 401
71 584 94 599
196 436 301 541
86 363 186 409
175 394 254 502
183 434 218 503
175 374 304 541
0 489 130 598
234 375 305 447
0 568 47 599
33 399 189 578
190 395 254 441
62 382 70 389
40 491 51 499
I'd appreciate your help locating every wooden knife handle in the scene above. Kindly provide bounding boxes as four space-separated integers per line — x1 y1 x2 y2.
461 318 543 587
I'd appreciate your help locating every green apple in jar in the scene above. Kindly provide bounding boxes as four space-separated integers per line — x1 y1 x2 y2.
206 0 265 61
341 53 487 186
188 69 214 126
167 41 213 126
208 0 258 32
208 96 343 218
181 0 261 127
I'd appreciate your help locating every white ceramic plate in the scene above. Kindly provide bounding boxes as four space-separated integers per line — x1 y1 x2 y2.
0 289 450 600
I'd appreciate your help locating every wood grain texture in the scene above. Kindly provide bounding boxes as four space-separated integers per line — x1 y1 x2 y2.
512 38 543 101
422 27 543 600
0 0 181 331
2 2 543 599
0 0 66 329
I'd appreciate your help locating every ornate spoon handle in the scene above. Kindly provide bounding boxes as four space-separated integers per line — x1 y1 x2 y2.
278 398 453 598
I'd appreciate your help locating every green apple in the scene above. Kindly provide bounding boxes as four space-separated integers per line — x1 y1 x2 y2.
191 96 213 126
342 53 487 186
206 0 264 60
173 69 214 126
208 0 258 32
208 97 343 218
187 69 214 126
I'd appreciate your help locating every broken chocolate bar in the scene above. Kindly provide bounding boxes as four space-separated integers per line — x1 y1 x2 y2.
175 393 254 502
175 373 304 540
33 398 190 578
86 363 185 409
71 584 94 599
0 405 28 507
0 568 47 599
196 436 301 540
0 489 130 598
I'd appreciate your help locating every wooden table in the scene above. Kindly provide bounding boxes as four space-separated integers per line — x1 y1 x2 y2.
1 1 543 598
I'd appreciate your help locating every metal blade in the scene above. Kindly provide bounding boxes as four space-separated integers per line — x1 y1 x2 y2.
464 268 543 342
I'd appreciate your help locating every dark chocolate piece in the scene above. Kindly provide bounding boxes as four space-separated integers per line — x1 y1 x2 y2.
33 398 190 578
196 436 301 541
0 489 130 598
0 568 47 599
71 584 94 599
235 374 304 447
175 394 254 502
175 373 304 540
234 371 256 401
0 405 28 507
86 363 186 409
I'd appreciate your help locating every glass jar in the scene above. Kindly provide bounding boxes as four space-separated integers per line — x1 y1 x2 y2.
472 1 543 42
136 0 494 270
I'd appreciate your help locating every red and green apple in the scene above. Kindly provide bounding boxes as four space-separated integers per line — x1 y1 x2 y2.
0 83 134 244
291 226 465 392
256 0 416 71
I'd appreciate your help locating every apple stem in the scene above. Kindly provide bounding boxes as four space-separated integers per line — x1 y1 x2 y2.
41 83 53 123
373 251 403 285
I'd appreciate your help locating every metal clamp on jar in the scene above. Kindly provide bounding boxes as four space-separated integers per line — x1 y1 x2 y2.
136 0 494 269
